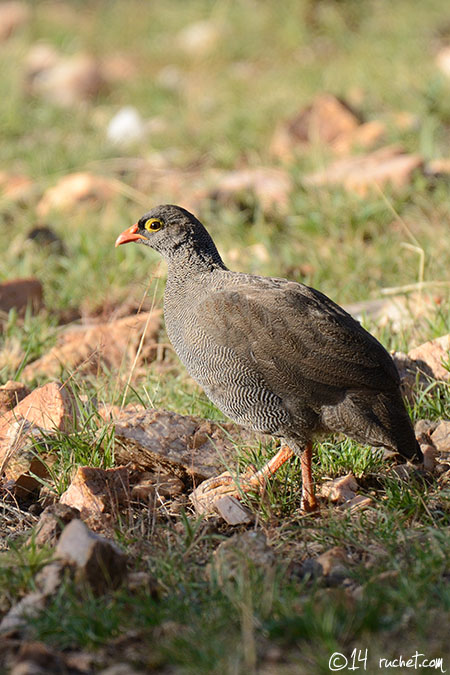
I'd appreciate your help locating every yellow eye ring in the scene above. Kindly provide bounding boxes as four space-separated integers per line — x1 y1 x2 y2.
144 218 163 232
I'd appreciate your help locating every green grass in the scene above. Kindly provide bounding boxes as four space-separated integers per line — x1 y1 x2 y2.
0 0 450 672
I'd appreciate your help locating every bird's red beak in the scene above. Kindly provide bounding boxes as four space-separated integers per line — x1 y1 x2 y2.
115 223 146 247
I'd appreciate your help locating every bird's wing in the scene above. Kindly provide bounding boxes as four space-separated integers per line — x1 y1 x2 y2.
191 279 400 393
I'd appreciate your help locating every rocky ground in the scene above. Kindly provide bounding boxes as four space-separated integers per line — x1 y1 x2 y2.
0 1 449 673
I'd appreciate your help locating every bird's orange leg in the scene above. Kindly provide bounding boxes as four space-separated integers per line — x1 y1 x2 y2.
244 444 294 489
300 443 318 512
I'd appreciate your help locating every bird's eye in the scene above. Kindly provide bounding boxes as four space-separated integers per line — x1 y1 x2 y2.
144 218 163 232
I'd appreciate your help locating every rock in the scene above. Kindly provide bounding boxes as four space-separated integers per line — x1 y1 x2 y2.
0 381 76 442
26 53 106 107
408 334 450 382
319 473 359 503
101 54 138 83
36 172 118 217
392 351 425 403
345 292 440 335
99 665 144 675
0 2 29 41
107 106 147 146
209 167 293 214
436 46 450 78
56 519 128 593
332 120 385 155
130 470 184 502
424 158 450 177
25 43 60 81
60 466 130 517
0 420 52 498
22 311 161 381
177 20 222 56
0 382 77 496
214 496 254 525
32 503 80 547
98 402 146 422
9 642 62 675
316 547 351 585
304 145 423 195
0 278 43 315
0 592 46 635
113 409 245 482
26 226 66 255
415 419 438 445
421 444 439 472
34 563 66 597
210 531 275 586
156 64 184 92
0 171 36 203
0 381 30 414
390 463 414 480
430 420 450 454
126 571 159 597
340 495 373 512
270 94 360 160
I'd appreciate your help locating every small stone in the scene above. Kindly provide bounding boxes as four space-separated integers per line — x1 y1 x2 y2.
113 410 244 482
0 171 35 203
177 20 222 56
431 420 450 454
60 466 130 518
25 43 60 81
425 158 450 176
304 145 423 195
341 495 373 512
0 278 43 316
270 94 360 160
36 172 117 217
0 420 54 499
302 547 352 585
0 381 76 498
131 471 184 501
56 519 128 593
390 463 414 480
32 503 80 547
10 642 62 675
408 334 450 381
34 563 65 597
319 473 359 503
27 53 106 107
0 381 77 448
414 419 437 444
0 2 30 41
436 46 450 78
208 167 293 213
210 531 275 586
27 226 66 255
214 496 254 525
22 311 161 381
0 593 46 635
332 119 385 155
0 381 30 414
99 665 145 675
421 444 439 472
107 106 146 146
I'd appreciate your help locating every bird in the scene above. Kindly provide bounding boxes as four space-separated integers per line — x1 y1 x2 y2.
115 204 422 512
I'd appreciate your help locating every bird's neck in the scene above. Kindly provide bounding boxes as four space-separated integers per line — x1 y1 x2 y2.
166 243 228 277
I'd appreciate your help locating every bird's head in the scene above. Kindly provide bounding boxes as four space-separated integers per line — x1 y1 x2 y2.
115 204 225 268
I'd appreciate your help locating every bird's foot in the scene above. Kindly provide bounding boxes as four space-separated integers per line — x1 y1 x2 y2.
189 467 260 516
